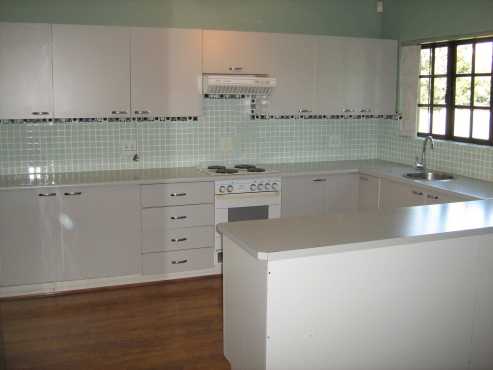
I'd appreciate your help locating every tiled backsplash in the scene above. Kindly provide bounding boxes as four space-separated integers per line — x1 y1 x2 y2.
1 99 492 182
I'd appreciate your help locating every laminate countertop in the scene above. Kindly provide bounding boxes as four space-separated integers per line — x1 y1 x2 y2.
217 199 493 261
0 159 492 200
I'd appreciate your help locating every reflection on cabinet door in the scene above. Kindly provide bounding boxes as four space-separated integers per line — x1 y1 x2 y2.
203 30 273 75
269 33 317 115
131 27 202 117
380 179 425 209
0 189 60 286
60 185 140 281
0 22 53 119
52 24 130 118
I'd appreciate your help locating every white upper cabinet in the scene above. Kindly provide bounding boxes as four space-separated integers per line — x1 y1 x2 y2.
0 23 53 119
269 33 317 115
52 24 130 118
203 30 273 75
373 39 398 114
131 27 202 117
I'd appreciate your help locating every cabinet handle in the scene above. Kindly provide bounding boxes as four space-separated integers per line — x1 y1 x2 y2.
343 109 355 113
360 176 369 182
360 108 372 113
172 259 188 265
134 110 150 115
229 67 243 72
32 112 49 116
170 216 187 220
412 190 424 196
170 193 187 197
171 237 188 243
427 194 439 200
312 178 327 182
38 192 56 197
64 192 82 196
111 110 128 115
299 108 312 113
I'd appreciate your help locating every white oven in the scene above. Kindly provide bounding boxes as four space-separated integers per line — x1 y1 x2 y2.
214 177 281 266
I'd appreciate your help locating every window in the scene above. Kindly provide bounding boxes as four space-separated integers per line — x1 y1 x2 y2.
418 38 493 145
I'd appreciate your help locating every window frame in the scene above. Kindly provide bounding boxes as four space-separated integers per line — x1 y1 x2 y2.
417 37 493 146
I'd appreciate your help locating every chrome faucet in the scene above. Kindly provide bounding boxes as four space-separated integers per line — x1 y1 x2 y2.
415 135 435 171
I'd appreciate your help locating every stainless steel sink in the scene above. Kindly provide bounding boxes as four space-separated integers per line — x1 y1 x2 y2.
403 171 455 181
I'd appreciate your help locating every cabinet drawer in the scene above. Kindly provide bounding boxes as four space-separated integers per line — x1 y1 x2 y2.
141 182 213 207
142 248 214 275
142 226 214 253
142 204 214 230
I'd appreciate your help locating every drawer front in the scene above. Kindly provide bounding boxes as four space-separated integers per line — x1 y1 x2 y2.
141 182 214 207
142 248 214 275
142 204 214 230
142 226 214 253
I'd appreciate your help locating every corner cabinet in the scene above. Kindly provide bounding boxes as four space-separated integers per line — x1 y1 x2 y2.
0 23 54 119
52 24 131 118
203 30 273 75
130 27 203 118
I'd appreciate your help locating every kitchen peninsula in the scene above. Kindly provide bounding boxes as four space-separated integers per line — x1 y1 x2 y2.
218 200 493 370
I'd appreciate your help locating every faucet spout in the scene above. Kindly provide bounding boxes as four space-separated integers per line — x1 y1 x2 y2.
416 135 435 171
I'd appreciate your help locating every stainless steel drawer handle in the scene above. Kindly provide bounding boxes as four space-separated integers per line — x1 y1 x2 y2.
38 192 56 197
170 216 187 220
64 192 82 196
172 259 188 265
134 110 150 115
32 112 49 116
170 193 187 197
299 108 312 113
360 176 369 182
312 178 327 182
111 110 128 115
412 190 424 196
171 237 188 243
229 67 243 71
427 195 439 200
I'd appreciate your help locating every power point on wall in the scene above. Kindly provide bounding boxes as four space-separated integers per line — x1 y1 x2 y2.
377 0 384 13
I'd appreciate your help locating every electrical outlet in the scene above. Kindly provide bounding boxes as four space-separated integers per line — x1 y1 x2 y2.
120 139 137 152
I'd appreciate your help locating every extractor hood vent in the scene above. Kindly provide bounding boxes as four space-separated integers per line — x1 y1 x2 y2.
203 75 277 97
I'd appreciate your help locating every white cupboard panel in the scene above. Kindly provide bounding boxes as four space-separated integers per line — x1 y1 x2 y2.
131 27 202 117
52 24 130 118
142 247 214 275
60 185 140 281
269 33 317 115
203 30 272 75
0 189 60 286
282 175 329 218
0 22 53 119
380 179 425 209
373 39 398 114
141 181 214 207
326 174 359 212
358 174 381 210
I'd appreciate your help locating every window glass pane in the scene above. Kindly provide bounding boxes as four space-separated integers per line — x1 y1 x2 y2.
472 110 490 140
454 109 471 138
420 48 432 75
434 47 448 75
433 77 447 104
475 42 493 74
456 44 473 74
432 108 447 135
418 107 431 134
455 77 472 106
474 76 491 107
419 78 431 104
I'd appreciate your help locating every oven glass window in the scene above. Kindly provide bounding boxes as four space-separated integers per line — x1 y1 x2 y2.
228 206 269 222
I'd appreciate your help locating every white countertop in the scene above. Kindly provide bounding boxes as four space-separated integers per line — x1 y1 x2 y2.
1 159 492 200
217 199 493 261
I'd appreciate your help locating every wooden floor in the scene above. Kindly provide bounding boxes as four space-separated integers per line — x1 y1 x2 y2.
0 276 230 370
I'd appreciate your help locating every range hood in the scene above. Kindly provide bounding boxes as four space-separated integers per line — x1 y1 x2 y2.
203 75 277 96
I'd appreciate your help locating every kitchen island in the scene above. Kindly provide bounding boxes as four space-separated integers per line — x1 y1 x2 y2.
218 200 493 370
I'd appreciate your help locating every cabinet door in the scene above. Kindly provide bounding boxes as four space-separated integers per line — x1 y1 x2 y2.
269 33 317 115
0 23 53 119
282 175 328 217
203 30 272 75
0 189 60 286
326 174 359 212
425 190 474 205
52 24 130 118
131 27 202 117
373 39 398 114
358 174 381 210
60 185 140 281
380 179 425 209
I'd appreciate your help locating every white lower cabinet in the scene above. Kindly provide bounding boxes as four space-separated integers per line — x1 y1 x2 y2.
60 185 141 281
0 189 60 286
358 174 381 210
142 248 214 275
282 174 358 217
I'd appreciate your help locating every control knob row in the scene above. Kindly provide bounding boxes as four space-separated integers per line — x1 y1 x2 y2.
249 182 279 192
218 185 234 193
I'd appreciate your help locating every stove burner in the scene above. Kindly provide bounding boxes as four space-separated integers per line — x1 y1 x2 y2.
208 165 226 170
247 168 266 173
234 164 257 170
216 168 239 174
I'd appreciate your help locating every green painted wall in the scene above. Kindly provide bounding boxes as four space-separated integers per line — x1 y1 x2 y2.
0 0 383 38
383 0 493 41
